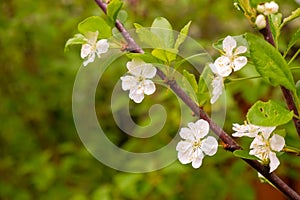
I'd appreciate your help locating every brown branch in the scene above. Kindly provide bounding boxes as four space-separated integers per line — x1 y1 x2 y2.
260 18 300 138
94 1 300 199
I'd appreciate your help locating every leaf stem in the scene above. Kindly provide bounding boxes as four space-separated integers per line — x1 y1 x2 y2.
288 48 300 65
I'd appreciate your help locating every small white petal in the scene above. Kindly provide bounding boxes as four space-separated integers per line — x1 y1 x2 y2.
257 4 265 13
235 46 247 55
178 148 193 164
141 64 157 78
264 1 279 15
120 76 137 91
201 136 218 156
223 36 236 55
194 119 210 139
83 53 96 66
85 31 98 44
210 76 224 104
233 56 247 71
127 59 145 72
176 140 192 152
129 91 144 103
81 44 92 59
96 39 109 57
270 134 285 152
191 149 204 168
269 151 280 173
143 80 156 95
179 127 194 140
214 56 232 77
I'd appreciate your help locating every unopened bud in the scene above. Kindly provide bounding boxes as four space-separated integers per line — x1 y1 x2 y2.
257 4 265 13
255 14 267 29
264 1 279 15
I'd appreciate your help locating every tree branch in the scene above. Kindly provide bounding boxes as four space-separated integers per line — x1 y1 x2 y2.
260 18 300 139
93 1 300 199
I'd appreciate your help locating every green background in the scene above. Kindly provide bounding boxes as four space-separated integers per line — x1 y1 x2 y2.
1 0 300 199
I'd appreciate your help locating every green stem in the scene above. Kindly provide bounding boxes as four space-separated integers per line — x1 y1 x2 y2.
288 49 300 65
227 75 261 83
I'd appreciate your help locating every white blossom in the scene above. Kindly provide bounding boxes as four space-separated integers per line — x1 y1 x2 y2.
255 14 267 29
209 72 224 104
213 36 248 77
257 1 279 15
176 119 218 168
249 127 285 173
81 31 109 66
120 59 156 103
232 122 275 138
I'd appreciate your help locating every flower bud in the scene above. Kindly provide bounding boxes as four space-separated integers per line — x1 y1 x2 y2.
257 4 265 13
264 1 279 15
255 14 266 29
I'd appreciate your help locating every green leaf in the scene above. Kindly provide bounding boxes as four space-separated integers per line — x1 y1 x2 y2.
296 80 300 100
126 53 161 64
117 10 128 24
151 48 178 63
273 129 286 138
174 21 191 50
233 150 258 160
151 17 174 48
284 28 300 57
64 34 85 52
246 100 294 126
78 16 111 38
197 65 212 106
134 23 161 48
183 70 198 93
281 8 300 29
268 13 282 46
107 0 123 23
245 33 295 91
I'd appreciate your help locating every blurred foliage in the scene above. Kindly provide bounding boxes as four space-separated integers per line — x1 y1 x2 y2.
1 0 300 200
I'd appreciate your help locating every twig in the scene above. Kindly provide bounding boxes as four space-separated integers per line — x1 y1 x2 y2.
93 1 300 199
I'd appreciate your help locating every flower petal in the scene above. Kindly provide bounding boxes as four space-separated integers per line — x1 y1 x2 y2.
126 59 145 75
269 151 280 173
83 52 96 66
201 136 218 156
235 46 247 55
179 127 194 140
81 44 92 59
270 134 285 152
129 89 144 103
191 149 204 168
176 140 192 152
233 56 247 71
96 39 109 56
121 76 137 91
210 76 224 104
194 119 210 139
178 148 193 164
85 31 98 44
223 36 236 55
141 64 157 78
143 80 156 95
214 56 232 77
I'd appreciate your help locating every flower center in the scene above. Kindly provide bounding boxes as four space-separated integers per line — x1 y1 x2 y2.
193 139 202 150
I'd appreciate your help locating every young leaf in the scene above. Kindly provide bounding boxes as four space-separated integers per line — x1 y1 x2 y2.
246 100 294 126
151 17 174 48
64 34 85 52
284 28 300 57
280 8 300 29
174 21 191 50
126 53 161 64
233 150 258 160
245 33 295 91
268 13 282 46
78 16 111 38
151 48 178 63
134 23 161 48
197 65 212 106
183 70 198 93
107 0 123 23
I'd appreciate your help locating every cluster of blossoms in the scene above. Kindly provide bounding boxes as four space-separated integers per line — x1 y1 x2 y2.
209 36 248 104
80 31 109 66
232 122 285 173
176 119 218 168
255 1 279 29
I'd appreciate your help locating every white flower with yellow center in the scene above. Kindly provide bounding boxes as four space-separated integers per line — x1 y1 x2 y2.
249 127 285 173
176 119 218 168
121 59 156 103
81 31 109 66
232 122 275 138
212 36 247 77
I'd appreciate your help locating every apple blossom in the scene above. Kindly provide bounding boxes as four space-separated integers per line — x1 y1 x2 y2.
232 122 276 138
81 31 109 66
210 74 224 104
176 119 218 168
120 59 157 103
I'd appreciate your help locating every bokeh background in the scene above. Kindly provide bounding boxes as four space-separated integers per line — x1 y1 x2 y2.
1 0 300 199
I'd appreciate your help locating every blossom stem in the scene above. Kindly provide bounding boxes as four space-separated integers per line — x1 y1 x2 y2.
260 17 300 140
94 1 300 198
227 75 261 83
